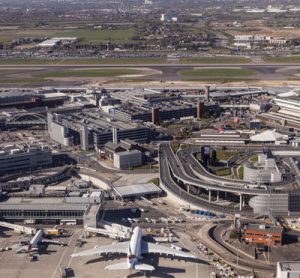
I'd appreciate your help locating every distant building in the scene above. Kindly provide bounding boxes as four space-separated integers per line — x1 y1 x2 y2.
0 90 67 108
160 14 178 22
242 223 284 246
274 96 300 116
38 37 77 48
247 119 262 130
0 144 52 175
277 261 300 278
233 35 287 49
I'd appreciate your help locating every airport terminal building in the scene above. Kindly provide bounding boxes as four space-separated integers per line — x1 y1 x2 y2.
0 144 52 175
47 110 152 150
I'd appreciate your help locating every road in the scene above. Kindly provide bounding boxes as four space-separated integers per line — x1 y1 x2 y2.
177 147 296 190
198 223 275 274
160 142 284 196
159 142 249 215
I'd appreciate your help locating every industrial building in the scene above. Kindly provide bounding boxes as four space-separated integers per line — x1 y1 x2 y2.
0 144 52 175
242 223 284 246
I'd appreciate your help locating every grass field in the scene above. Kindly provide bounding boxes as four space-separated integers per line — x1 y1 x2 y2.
0 27 137 44
238 166 244 179
249 155 258 163
0 57 166 65
36 69 140 78
180 68 258 77
263 56 300 63
179 68 258 81
213 168 231 176
181 57 251 64
0 29 59 43
216 149 238 161
55 28 137 43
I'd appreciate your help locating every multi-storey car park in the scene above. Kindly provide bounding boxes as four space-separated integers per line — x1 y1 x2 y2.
159 142 300 217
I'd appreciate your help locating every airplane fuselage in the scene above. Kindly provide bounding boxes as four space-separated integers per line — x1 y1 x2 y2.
29 230 43 249
127 226 143 269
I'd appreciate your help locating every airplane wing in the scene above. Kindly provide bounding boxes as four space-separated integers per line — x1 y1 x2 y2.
41 239 66 246
142 241 195 259
71 241 129 258
16 246 38 254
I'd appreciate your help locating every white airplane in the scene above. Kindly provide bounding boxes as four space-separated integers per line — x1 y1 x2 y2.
71 226 195 271
17 230 67 253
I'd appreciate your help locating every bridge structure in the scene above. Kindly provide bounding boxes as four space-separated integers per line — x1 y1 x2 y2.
4 113 47 129
0 166 73 192
159 142 299 215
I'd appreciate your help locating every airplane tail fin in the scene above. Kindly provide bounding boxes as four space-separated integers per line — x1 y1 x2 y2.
105 262 129 270
135 263 155 271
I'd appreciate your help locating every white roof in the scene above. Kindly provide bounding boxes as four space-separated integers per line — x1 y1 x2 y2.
278 261 300 272
277 91 298 97
114 183 162 198
43 92 67 99
38 37 77 47
250 129 285 142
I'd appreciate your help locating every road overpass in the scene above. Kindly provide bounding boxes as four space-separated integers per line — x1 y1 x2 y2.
159 142 299 214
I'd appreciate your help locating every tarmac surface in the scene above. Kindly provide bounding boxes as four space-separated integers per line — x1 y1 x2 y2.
0 227 211 278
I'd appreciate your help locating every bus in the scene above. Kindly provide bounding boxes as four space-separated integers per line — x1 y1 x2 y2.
60 219 77 226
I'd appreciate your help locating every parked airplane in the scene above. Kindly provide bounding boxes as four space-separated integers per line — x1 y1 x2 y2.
71 226 195 271
17 230 67 253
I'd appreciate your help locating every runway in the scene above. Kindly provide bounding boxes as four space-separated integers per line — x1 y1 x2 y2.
0 62 299 87
0 63 300 68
